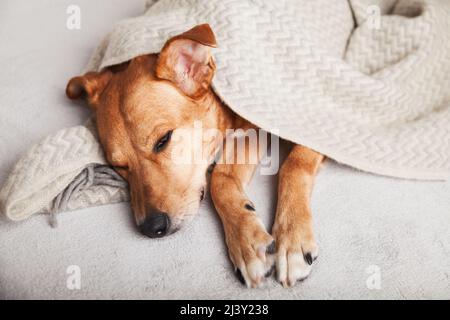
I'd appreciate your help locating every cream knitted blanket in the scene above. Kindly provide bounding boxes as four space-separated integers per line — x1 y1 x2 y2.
87 0 450 180
1 0 449 222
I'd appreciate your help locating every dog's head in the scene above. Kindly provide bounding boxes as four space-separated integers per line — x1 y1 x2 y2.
66 24 221 237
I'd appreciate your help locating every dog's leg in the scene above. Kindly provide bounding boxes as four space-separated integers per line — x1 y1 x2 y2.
272 145 324 287
210 132 274 288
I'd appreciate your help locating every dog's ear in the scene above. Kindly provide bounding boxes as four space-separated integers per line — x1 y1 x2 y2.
66 70 112 108
156 24 217 99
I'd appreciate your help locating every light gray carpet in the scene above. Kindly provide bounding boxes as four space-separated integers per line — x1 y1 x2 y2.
0 0 449 299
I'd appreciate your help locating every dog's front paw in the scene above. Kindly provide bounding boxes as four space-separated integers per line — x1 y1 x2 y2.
272 225 318 288
225 215 275 288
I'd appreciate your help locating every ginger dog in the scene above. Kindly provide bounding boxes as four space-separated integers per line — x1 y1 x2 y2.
66 24 324 288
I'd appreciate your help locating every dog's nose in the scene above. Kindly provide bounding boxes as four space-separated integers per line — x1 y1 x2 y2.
139 212 171 238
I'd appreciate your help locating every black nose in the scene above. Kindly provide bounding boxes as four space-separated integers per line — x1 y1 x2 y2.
139 212 170 238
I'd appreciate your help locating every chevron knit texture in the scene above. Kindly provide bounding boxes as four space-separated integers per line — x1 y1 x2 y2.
1 0 449 221
0 120 129 221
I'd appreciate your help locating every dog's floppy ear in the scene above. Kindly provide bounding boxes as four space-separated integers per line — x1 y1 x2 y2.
66 70 112 108
156 24 217 99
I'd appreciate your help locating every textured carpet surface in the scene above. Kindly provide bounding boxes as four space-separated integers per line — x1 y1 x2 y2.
0 0 449 299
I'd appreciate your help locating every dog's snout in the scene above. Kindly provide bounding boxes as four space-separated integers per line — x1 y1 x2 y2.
139 211 171 238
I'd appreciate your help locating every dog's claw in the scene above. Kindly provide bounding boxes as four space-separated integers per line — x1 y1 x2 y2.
265 265 275 278
266 240 276 254
274 242 317 288
245 203 255 211
304 252 313 265
235 269 246 285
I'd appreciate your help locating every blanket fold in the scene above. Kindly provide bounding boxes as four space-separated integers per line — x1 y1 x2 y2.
0 121 129 222
1 0 449 222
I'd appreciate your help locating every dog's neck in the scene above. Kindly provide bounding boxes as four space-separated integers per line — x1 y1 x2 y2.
202 89 238 134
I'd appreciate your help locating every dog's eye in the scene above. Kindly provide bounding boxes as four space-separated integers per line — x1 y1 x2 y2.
154 130 173 153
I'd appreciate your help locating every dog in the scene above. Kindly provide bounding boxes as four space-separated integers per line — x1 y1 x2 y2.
66 24 324 288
